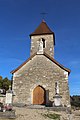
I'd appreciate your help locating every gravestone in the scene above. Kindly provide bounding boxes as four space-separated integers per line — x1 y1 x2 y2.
5 86 13 104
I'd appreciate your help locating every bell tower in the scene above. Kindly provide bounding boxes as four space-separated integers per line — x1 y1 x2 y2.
30 20 55 57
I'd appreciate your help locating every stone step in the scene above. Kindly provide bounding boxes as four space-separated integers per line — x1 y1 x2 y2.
27 105 45 109
0 111 16 119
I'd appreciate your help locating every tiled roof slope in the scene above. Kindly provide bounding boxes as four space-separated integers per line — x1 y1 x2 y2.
30 20 53 35
30 20 55 45
11 52 70 74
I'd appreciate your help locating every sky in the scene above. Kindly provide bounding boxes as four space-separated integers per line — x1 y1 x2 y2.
0 0 80 95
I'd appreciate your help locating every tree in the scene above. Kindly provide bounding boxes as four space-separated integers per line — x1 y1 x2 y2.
2 77 11 91
0 76 2 80
0 76 3 88
70 95 80 107
0 76 11 91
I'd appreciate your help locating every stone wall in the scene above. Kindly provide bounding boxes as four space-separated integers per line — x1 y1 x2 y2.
12 54 70 107
30 34 54 57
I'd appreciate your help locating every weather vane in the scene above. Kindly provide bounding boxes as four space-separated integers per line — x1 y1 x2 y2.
40 12 47 20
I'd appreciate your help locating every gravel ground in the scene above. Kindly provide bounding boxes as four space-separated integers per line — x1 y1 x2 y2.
0 107 80 120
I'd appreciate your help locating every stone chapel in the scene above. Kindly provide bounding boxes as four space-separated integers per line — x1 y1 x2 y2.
11 20 71 108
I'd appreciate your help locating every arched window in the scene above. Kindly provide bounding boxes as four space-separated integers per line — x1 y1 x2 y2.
42 38 45 48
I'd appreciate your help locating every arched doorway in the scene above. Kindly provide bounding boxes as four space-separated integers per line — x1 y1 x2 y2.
33 85 46 105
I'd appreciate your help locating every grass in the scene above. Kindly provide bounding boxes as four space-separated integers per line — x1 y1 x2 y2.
41 113 60 120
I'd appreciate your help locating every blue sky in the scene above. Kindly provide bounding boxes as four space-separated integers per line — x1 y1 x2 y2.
0 0 80 95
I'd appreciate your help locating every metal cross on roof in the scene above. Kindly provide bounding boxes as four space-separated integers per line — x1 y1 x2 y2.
40 12 47 20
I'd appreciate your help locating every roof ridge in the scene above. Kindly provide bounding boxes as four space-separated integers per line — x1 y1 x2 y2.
11 52 70 74
44 52 71 74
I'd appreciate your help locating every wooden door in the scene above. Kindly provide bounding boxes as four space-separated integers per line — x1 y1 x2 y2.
33 86 46 105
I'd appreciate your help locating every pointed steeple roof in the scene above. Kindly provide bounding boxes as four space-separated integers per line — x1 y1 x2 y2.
30 20 55 44
30 20 53 35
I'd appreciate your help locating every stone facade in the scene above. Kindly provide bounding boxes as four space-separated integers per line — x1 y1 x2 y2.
11 20 71 108
30 34 54 57
12 54 70 107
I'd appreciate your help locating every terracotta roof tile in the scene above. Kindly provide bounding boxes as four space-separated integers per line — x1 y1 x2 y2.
30 20 54 36
30 20 55 45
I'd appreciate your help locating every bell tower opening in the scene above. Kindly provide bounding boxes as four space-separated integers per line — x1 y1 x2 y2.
37 38 46 54
42 38 45 48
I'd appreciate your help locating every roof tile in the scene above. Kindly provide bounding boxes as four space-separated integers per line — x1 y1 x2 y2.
30 20 54 36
